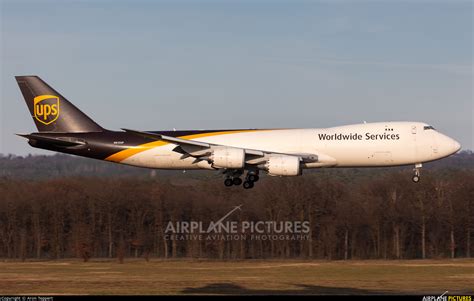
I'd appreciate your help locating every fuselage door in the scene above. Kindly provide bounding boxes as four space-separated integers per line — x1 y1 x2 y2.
411 125 418 161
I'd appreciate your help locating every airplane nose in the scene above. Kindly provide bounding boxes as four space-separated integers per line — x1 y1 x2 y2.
452 139 461 153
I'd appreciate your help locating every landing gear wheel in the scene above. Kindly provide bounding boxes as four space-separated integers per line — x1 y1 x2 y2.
248 174 259 182
412 175 420 183
243 181 254 189
224 178 234 187
412 163 422 183
232 178 242 186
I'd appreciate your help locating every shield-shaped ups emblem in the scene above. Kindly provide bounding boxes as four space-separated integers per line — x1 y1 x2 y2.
33 95 60 125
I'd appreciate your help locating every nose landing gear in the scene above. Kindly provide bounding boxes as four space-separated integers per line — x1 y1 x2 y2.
412 163 422 183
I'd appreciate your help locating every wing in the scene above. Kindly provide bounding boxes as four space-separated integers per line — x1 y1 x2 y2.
122 128 319 165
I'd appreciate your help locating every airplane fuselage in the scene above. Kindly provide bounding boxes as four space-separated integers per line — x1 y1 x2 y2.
29 121 460 170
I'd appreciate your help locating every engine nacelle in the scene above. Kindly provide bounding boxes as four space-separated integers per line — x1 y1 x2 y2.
265 155 301 176
210 147 245 169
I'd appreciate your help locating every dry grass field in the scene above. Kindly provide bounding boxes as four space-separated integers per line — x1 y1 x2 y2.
0 259 473 295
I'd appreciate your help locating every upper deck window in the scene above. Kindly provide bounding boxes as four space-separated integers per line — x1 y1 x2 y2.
423 125 435 130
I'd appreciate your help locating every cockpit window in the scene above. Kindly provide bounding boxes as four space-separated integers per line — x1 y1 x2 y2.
423 125 435 130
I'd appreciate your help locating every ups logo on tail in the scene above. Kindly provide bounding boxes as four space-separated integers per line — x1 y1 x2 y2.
34 95 59 125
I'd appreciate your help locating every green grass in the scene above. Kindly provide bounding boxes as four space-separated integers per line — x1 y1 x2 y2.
0 259 473 295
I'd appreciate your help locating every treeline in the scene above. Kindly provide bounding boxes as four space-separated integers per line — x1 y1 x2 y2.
0 167 472 261
0 153 155 179
1 151 473 179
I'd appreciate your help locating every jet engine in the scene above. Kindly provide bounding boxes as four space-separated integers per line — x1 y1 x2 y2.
265 155 301 176
210 147 245 169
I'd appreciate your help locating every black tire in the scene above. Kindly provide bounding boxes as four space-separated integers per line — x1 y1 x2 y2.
248 174 258 182
412 175 420 183
233 178 242 186
224 178 234 187
243 181 254 189
253 175 259 182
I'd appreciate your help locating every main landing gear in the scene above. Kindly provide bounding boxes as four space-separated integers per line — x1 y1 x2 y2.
242 171 259 189
223 170 259 189
412 163 422 183
224 177 242 187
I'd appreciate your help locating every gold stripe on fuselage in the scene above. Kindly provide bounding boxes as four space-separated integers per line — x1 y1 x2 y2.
105 130 262 163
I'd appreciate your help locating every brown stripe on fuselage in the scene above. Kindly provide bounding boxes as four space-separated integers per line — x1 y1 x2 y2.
105 129 264 163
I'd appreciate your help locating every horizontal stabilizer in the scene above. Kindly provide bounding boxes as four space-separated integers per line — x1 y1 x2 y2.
16 133 86 147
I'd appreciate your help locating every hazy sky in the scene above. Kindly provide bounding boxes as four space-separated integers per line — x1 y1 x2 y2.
1 0 472 155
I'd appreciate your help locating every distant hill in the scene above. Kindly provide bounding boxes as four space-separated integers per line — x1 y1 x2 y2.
0 151 472 180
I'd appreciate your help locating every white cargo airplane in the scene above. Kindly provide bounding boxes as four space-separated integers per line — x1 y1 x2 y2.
16 76 461 189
